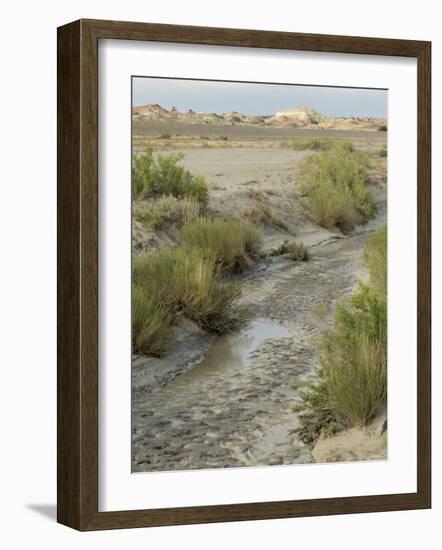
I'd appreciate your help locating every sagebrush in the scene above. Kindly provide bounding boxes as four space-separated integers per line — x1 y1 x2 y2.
133 149 209 206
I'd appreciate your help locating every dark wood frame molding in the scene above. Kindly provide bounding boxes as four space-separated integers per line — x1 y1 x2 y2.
57 19 431 531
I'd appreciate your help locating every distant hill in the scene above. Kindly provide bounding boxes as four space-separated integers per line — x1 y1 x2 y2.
132 104 386 131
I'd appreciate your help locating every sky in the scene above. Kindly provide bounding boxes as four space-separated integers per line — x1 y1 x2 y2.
132 77 387 118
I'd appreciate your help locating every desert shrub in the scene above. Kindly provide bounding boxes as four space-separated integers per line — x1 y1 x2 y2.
378 146 388 157
244 203 287 230
132 285 172 356
291 138 354 153
296 226 387 442
363 225 387 298
298 284 387 442
132 149 156 199
159 132 171 139
270 240 308 261
301 181 362 232
300 147 375 232
133 247 241 333
180 217 262 272
378 125 388 132
132 149 209 207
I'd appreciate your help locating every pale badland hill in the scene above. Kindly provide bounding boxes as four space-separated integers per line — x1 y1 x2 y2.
132 104 386 131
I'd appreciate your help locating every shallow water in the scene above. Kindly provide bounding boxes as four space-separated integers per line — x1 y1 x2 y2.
166 321 291 390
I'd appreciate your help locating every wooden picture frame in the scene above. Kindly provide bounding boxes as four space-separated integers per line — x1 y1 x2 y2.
57 18 431 531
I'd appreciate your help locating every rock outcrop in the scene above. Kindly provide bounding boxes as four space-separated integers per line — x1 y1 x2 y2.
132 103 386 130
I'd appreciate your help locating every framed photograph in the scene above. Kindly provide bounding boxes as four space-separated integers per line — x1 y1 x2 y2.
57 19 431 530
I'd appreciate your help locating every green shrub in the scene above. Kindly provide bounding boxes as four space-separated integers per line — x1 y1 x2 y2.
180 217 263 272
132 285 172 356
378 125 388 132
378 146 388 157
296 226 387 442
159 132 171 139
132 149 156 199
363 225 387 298
300 147 376 232
270 239 308 261
133 247 241 333
132 149 209 207
298 284 387 442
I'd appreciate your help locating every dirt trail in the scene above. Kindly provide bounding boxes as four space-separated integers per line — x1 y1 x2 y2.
132 200 386 472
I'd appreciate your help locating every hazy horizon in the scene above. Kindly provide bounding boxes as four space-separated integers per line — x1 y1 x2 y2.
132 77 387 118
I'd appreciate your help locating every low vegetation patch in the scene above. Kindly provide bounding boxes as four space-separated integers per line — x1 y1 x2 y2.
243 203 287 230
296 225 387 443
291 138 354 153
133 247 241 346
270 240 308 261
299 147 376 232
132 149 209 207
378 125 388 132
134 207 166 231
132 285 172 356
134 196 201 231
180 217 263 272
363 225 387 298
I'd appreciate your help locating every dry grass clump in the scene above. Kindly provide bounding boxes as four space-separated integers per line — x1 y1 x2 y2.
134 196 201 231
243 203 287 230
180 217 263 272
155 195 201 225
297 226 387 442
132 149 209 206
299 147 376 232
270 239 308 261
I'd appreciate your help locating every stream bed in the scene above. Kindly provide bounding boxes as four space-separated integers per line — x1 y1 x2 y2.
132 216 385 472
